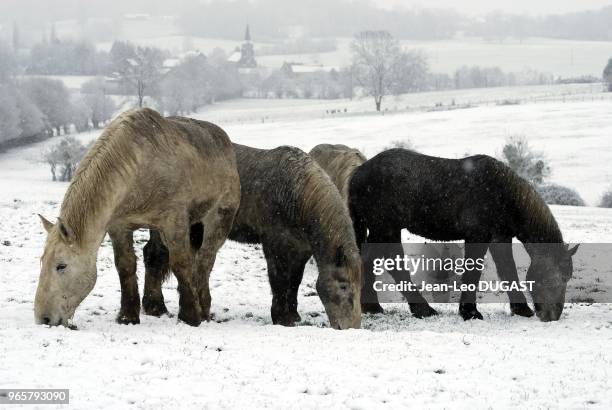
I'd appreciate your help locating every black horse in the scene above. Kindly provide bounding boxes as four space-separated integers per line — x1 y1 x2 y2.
348 148 578 322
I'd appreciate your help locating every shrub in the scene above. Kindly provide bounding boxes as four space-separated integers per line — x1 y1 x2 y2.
500 135 550 186
536 184 586 207
599 188 612 208
384 138 416 151
43 136 90 181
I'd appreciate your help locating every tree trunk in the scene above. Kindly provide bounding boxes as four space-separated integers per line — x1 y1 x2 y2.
375 98 382 112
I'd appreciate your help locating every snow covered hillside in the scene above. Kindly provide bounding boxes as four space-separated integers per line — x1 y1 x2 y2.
1 97 611 408
197 93 612 205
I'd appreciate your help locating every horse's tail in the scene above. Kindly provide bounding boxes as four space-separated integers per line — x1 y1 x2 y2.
143 230 172 282
348 192 367 252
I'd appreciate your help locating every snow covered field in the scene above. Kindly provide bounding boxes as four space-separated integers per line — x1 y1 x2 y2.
257 36 612 78
198 90 612 205
1 95 612 408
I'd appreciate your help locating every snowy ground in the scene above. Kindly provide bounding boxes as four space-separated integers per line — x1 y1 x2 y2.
1 95 612 408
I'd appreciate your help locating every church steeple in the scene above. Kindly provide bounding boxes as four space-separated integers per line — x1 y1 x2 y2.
237 24 256 68
245 24 251 42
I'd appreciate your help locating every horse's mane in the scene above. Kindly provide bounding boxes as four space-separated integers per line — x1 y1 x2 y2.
310 144 366 202
486 157 563 244
300 164 360 271
59 108 167 244
273 147 360 274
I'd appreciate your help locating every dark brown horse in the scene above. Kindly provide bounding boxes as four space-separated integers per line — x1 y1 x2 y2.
349 148 578 322
142 131 362 329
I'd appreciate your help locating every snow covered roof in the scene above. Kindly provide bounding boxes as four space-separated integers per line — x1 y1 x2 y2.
283 63 338 74
292 65 330 73
227 51 242 63
163 58 181 68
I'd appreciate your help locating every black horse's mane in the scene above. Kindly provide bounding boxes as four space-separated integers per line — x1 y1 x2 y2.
486 157 563 244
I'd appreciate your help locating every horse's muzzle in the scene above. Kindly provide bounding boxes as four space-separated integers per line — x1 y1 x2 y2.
534 303 564 322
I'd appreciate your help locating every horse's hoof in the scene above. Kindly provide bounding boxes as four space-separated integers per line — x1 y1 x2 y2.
142 298 169 317
289 310 301 323
459 304 483 321
272 311 299 326
411 304 438 319
178 309 201 327
510 303 534 318
277 320 297 327
116 313 140 325
361 303 384 314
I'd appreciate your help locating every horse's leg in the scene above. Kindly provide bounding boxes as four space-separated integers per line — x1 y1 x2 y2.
286 253 310 323
262 241 304 326
108 227 140 324
262 242 292 326
142 230 170 317
369 228 437 318
194 205 236 321
349 200 383 314
162 220 202 326
359 225 385 314
489 241 534 318
458 242 489 320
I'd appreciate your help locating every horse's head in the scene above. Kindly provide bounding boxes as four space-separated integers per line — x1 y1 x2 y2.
34 215 97 327
316 246 362 329
527 243 579 322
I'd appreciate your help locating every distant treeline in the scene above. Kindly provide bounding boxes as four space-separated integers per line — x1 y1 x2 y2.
467 7 612 41
3 1 612 43
178 1 612 41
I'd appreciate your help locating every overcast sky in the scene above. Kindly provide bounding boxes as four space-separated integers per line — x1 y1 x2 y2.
377 0 612 15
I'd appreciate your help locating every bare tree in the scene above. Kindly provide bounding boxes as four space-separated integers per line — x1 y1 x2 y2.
81 77 116 128
0 85 21 144
22 77 72 135
604 57 612 92
391 50 429 94
42 136 89 181
351 31 427 111
0 42 17 83
110 41 164 108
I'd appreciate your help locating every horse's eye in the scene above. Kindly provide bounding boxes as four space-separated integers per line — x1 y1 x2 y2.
56 263 67 273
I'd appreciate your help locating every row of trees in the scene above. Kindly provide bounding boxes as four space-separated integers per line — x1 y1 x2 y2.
0 76 117 146
1 36 245 147
179 0 612 42
0 41 118 147
347 31 556 111
27 37 108 75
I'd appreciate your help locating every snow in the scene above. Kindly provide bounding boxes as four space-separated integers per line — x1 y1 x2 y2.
1 93 612 408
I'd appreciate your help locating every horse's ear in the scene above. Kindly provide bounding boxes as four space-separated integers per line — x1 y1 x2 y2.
56 217 75 243
38 214 54 234
568 244 580 256
335 246 345 267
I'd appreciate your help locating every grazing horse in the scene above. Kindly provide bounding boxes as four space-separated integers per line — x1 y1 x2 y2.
143 135 362 329
310 144 434 317
35 109 240 327
349 148 578 322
